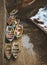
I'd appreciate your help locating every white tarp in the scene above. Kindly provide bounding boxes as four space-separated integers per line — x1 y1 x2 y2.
30 6 47 32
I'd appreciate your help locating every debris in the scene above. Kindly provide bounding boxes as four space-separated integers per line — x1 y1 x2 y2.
10 9 18 16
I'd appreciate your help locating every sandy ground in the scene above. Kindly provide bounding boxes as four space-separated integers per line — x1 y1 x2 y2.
4 19 47 65
4 38 39 65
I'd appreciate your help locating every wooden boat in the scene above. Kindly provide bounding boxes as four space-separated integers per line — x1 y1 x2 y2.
14 25 23 38
5 26 14 42
11 42 19 59
4 43 11 60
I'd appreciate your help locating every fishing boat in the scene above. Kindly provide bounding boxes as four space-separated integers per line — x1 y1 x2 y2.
4 43 11 60
5 26 14 42
14 25 23 38
11 42 19 59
